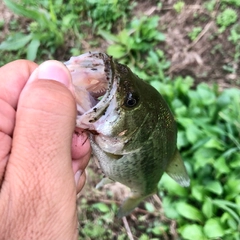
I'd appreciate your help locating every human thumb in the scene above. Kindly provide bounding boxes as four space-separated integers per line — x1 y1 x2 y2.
2 61 79 238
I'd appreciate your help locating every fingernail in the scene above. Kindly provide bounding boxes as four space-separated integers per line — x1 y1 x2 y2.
28 60 72 87
74 170 82 186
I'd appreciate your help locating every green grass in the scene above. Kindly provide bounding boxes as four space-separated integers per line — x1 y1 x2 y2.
1 0 240 239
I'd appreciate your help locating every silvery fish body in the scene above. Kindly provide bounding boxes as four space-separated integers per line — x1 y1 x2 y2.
64 52 190 217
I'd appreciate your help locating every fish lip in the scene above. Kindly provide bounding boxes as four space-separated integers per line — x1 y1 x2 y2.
65 52 118 129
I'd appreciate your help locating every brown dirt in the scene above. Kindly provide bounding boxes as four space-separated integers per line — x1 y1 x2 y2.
135 0 240 89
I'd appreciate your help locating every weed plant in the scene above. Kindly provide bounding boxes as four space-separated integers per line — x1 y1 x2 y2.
1 0 240 239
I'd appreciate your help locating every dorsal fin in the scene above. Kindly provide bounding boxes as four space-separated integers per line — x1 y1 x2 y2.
165 149 190 187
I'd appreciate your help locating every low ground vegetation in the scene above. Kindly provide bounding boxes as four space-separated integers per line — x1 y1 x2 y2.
1 0 239 239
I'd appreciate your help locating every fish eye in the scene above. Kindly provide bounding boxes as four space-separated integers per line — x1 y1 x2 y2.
124 92 139 108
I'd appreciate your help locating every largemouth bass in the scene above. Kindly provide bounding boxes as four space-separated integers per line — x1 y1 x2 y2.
64 52 190 217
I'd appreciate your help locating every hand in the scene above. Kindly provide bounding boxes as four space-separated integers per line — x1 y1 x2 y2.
0 60 91 239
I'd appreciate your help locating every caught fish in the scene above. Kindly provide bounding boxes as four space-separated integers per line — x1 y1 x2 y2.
64 52 190 217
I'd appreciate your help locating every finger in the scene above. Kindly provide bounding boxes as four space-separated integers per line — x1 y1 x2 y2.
0 60 37 185
76 170 87 193
1 61 79 237
72 129 90 160
0 133 10 185
0 60 38 109
71 130 91 174
0 98 15 135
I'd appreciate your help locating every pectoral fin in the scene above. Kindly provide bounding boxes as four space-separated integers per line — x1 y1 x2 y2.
117 192 146 218
166 149 190 187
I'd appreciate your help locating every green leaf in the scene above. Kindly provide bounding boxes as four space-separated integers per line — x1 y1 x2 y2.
98 29 119 43
151 225 166 235
204 138 224 150
92 203 110 213
214 157 230 176
203 218 224 238
107 45 126 58
162 197 179 219
155 32 165 41
139 234 149 240
0 33 32 51
27 38 40 61
186 124 203 144
202 198 213 218
179 224 206 240
197 83 216 105
176 202 204 222
118 29 130 46
160 174 189 197
191 185 205 202
205 181 223 195
4 0 49 26
213 199 240 224
144 202 155 213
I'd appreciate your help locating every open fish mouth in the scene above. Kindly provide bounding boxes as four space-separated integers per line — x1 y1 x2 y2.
64 52 118 129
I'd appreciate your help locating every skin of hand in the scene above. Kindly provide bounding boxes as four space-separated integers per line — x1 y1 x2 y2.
0 60 91 239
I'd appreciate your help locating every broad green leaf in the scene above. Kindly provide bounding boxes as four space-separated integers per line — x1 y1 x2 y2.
179 224 206 240
27 38 40 61
213 199 240 224
177 117 193 128
203 218 224 238
229 152 240 168
221 212 238 230
160 174 189 197
186 124 203 144
151 225 167 235
204 138 224 150
162 197 179 219
202 198 213 218
197 83 216 105
191 185 205 202
236 196 240 215
98 29 119 43
4 0 49 26
155 32 165 41
175 105 188 117
176 202 204 222
107 45 126 58
205 181 223 195
92 203 110 213
214 157 230 176
193 147 218 169
177 131 188 148
62 13 78 27
139 234 149 240
0 33 32 51
118 29 130 46
144 202 155 213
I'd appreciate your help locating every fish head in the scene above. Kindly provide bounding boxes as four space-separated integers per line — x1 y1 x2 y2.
94 60 177 155
64 52 177 156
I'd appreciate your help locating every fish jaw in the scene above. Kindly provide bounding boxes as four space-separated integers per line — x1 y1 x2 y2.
64 52 109 95
64 52 118 130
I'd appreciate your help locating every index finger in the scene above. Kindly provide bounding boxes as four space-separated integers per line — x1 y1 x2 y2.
0 60 38 109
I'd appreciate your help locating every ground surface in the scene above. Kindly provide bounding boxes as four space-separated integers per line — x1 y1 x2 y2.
1 1 239 88
1 1 239 239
